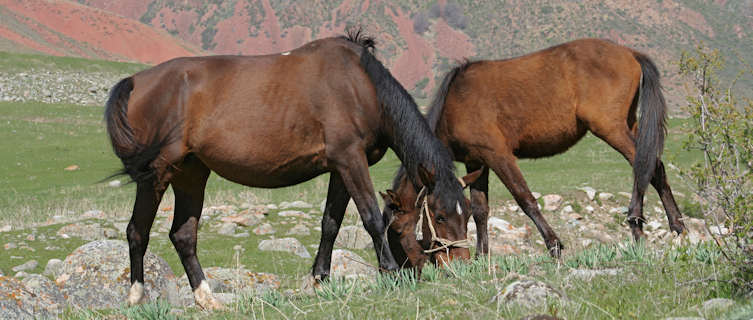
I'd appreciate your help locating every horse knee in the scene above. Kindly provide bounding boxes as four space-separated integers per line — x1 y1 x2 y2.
170 228 196 256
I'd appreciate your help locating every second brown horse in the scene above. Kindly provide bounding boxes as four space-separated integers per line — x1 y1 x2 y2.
384 38 687 265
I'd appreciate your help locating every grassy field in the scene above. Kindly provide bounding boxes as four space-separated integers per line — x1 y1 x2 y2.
2 52 750 319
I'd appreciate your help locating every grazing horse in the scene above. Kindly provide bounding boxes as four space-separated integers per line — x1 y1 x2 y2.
104 30 471 309
384 38 686 262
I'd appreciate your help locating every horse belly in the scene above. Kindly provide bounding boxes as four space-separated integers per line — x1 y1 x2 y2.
512 119 586 159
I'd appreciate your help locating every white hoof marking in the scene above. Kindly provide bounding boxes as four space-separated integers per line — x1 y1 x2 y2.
127 282 145 305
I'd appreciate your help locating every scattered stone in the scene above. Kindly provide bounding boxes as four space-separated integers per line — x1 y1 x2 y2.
108 180 121 187
491 280 562 308
618 192 632 199
24 234 35 241
221 210 265 227
176 267 280 307
646 220 663 231
287 223 311 236
277 210 311 219
490 243 519 255
82 210 104 219
0 225 11 232
56 240 179 309
609 207 629 215
679 218 711 245
709 225 730 236
586 230 613 243
531 192 542 199
508 204 521 212
0 276 57 319
567 213 583 220
578 186 597 201
598 193 614 201
542 194 563 211
253 223 276 235
584 205 595 213
14 271 28 278
64 165 79 171
330 249 376 279
567 268 621 280
5 242 17 250
12 260 38 272
21 274 66 314
488 217 531 241
57 222 119 241
561 205 574 214
258 238 310 258
700 298 735 314
581 239 593 248
279 201 313 209
335 225 372 250
43 259 63 278
233 232 250 238
217 222 237 236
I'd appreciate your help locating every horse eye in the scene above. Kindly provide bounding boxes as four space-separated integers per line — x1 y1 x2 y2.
436 215 447 223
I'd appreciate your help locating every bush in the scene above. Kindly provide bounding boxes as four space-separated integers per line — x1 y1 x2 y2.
678 45 753 295
443 1 467 30
413 12 430 34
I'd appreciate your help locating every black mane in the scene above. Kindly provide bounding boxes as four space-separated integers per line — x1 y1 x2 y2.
344 27 464 209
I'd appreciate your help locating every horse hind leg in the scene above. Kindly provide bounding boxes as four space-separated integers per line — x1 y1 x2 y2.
651 161 686 235
167 156 221 310
127 179 166 306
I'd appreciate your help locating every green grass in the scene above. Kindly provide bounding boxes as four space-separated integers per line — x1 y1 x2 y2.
0 51 147 74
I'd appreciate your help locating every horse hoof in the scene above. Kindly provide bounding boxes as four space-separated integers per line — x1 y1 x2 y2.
670 221 687 235
127 282 147 306
194 280 225 311
547 239 564 259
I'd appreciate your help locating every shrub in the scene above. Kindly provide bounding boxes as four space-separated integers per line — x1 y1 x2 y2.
678 45 753 295
413 12 430 34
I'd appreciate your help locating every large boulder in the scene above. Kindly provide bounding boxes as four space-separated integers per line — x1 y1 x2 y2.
21 274 66 314
0 276 57 319
176 267 280 306
491 280 563 308
335 225 372 250
57 222 119 240
56 240 179 309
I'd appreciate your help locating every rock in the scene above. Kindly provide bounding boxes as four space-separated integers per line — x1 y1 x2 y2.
279 201 313 209
258 238 310 258
82 210 104 219
56 240 179 309
43 259 63 278
491 280 562 308
0 225 11 232
581 239 593 248
12 260 38 272
488 217 531 241
700 298 734 314
618 192 632 199
578 186 597 201
4 242 17 250
586 230 613 243
220 210 265 227
541 194 563 211
330 249 377 279
57 222 119 241
531 192 542 199
561 205 574 214
646 220 663 231
64 164 79 171
278 210 312 219
567 268 621 280
253 223 276 235
176 267 279 307
609 207 629 215
490 243 519 255
709 225 730 236
233 232 250 238
585 205 595 213
108 180 121 187
567 213 583 220
0 276 57 319
488 217 512 231
680 218 711 245
217 222 237 236
0 268 3 276
598 193 614 201
287 223 311 236
335 225 372 250
21 274 66 314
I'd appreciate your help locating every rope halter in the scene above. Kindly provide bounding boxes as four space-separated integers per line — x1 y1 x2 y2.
415 186 473 254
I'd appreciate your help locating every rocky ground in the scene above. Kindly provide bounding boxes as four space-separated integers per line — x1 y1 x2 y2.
0 70 124 106
0 187 735 319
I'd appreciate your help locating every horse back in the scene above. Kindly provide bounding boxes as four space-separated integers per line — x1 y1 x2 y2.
440 39 642 159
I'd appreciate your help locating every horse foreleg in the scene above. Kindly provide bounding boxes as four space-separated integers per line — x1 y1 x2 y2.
312 171 350 281
485 152 563 258
126 181 164 306
335 152 399 273
169 159 220 310
466 164 490 258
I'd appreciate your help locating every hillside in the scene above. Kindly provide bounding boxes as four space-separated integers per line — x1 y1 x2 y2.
1 0 752 111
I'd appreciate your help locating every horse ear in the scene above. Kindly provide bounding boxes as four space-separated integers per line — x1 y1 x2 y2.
460 167 485 189
417 164 436 191
380 190 401 211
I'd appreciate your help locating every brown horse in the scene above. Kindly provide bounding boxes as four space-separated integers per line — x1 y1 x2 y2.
105 30 472 309
384 38 687 262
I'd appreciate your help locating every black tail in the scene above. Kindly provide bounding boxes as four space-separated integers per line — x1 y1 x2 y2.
632 53 667 192
425 61 475 131
104 77 161 184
